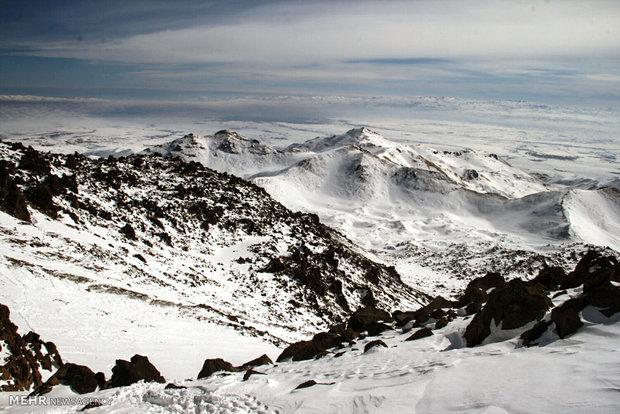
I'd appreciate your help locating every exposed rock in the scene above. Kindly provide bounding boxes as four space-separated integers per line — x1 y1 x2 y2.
529 266 567 291
347 307 393 332
463 169 479 180
328 323 358 342
295 380 317 389
19 147 50 175
520 320 553 347
25 184 60 218
0 160 31 221
237 354 273 371
465 279 551 347
364 339 388 352
277 332 344 362
165 383 187 389
197 358 236 379
406 327 433 341
392 310 416 327
551 298 586 339
110 355 165 387
366 322 391 336
243 369 266 381
582 260 620 317
457 272 506 309
22 332 63 371
434 318 449 329
120 223 137 240
1 303 63 392
31 363 99 395
566 250 618 289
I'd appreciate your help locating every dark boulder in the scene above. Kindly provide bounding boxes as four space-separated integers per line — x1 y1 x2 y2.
242 369 266 381
529 266 567 291
366 322 391 337
347 307 393 332
423 295 454 313
110 355 165 387
520 320 553 347
434 318 449 329
120 223 137 240
22 332 63 371
328 323 358 342
457 272 506 308
19 147 50 175
405 327 433 341
392 310 417 327
582 262 620 317
295 380 317 389
165 383 187 389
237 354 273 371
551 298 586 339
277 332 344 362
25 184 59 218
566 250 618 289
364 339 388 353
463 169 479 180
197 358 236 379
465 279 551 347
1 304 63 391
0 161 31 221
31 363 99 395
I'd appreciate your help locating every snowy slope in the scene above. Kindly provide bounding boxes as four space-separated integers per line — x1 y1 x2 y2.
2 251 618 413
0 141 426 379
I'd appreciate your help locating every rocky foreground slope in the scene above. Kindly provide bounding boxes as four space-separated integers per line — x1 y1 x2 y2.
1 249 618 412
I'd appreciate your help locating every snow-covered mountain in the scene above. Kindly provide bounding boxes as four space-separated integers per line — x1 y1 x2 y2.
0 140 428 380
145 128 620 297
1 128 618 413
146 131 307 178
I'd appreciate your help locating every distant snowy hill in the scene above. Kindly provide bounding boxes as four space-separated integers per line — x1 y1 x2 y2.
146 128 620 296
146 130 307 177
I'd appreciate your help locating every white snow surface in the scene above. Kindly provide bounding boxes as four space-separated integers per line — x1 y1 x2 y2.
2 307 619 413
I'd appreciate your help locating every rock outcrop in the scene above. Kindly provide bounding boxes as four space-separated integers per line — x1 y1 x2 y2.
0 304 63 391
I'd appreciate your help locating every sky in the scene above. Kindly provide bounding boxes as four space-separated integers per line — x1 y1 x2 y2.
1 0 619 113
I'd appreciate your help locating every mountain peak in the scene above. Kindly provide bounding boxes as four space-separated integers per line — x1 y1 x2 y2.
345 127 373 136
288 127 394 153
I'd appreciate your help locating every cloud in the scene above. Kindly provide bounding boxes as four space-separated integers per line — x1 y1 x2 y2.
9 0 620 66
1 1 618 106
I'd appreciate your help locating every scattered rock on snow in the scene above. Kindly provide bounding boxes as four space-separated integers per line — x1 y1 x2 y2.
31 363 101 396
197 358 236 379
110 354 165 387
0 303 63 391
465 279 551 347
294 380 317 389
406 327 433 341
364 339 388 353
237 354 273 371
347 307 393 332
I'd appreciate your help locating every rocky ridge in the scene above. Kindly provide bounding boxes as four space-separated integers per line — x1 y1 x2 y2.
0 140 427 345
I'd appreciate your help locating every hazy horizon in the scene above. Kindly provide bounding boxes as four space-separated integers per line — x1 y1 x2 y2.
1 0 619 113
